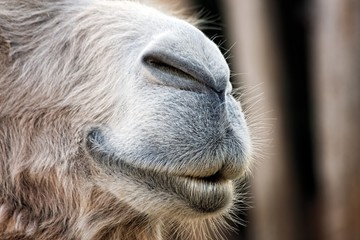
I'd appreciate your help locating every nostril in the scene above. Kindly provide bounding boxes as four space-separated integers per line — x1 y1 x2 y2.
144 56 197 84
142 51 221 94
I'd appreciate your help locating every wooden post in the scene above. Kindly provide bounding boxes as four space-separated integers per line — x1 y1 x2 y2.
222 1 299 240
313 0 360 239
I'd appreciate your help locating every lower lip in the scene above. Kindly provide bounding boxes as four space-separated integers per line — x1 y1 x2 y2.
170 176 234 214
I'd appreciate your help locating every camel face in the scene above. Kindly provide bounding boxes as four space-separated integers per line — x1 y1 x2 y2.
0 1 251 239
84 2 251 219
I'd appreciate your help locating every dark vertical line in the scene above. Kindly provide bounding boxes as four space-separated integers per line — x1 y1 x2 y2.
276 0 317 239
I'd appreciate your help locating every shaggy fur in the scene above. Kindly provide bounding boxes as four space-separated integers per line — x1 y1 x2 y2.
0 1 252 239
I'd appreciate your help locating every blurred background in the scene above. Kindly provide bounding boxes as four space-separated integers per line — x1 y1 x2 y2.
163 0 360 239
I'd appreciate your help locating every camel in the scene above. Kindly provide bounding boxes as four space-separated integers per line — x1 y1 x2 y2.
0 1 252 239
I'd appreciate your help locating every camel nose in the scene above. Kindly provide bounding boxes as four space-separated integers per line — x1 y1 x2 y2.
141 28 230 100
